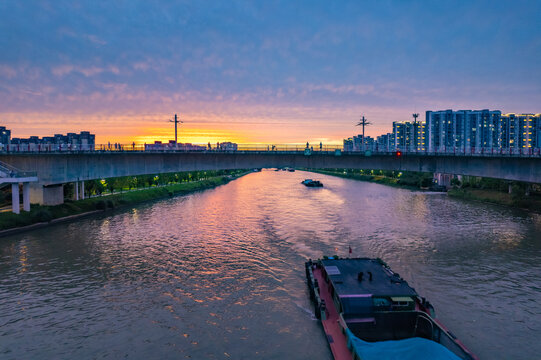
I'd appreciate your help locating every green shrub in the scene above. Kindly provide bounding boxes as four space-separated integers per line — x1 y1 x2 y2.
95 200 106 210
31 209 53 223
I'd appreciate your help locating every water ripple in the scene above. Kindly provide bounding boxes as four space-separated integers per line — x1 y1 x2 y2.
0 170 539 359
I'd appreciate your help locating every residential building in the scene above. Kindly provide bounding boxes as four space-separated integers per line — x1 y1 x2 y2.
343 135 375 151
376 133 395 152
426 110 502 153
500 113 541 151
8 131 95 151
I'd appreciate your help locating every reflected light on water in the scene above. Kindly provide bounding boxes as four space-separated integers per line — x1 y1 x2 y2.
0 170 539 359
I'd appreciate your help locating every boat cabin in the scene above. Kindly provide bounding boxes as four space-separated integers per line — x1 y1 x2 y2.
320 258 434 342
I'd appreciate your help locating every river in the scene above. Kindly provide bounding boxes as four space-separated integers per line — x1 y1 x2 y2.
1 170 540 359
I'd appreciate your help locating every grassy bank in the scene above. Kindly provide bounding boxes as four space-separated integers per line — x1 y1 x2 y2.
0 175 238 232
305 169 433 190
448 188 541 212
307 168 541 212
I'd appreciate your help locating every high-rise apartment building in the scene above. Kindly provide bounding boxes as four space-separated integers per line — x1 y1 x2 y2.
343 135 375 151
9 131 95 151
500 113 541 150
426 110 502 152
0 126 11 145
392 121 425 151
376 133 395 152
344 110 540 154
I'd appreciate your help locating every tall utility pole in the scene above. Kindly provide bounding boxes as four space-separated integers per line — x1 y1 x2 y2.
412 113 419 151
356 115 371 150
169 114 183 144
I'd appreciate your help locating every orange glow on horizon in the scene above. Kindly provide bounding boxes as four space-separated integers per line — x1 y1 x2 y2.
133 126 250 145
0 109 398 146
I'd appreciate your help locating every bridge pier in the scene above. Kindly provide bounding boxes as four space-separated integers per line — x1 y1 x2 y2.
30 183 64 206
22 182 30 212
10 183 31 213
11 183 19 214
434 173 453 187
75 181 79 200
80 181 85 200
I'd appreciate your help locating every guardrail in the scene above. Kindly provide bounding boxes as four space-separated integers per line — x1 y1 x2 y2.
0 160 37 178
1 143 540 158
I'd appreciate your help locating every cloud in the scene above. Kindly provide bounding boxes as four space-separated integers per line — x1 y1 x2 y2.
51 65 119 77
51 65 74 76
85 34 107 45
0 65 17 78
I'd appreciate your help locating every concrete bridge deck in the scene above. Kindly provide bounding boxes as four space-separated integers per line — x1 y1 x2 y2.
0 151 539 206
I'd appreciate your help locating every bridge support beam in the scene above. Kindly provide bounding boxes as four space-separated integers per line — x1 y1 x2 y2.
11 183 19 214
74 181 79 200
22 182 30 212
80 181 85 200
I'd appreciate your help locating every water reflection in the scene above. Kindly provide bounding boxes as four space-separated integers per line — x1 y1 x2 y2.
0 170 540 359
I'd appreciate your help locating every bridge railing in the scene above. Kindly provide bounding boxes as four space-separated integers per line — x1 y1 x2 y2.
0 160 37 178
1 143 541 157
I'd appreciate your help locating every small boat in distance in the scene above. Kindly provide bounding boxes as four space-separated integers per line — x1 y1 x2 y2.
306 257 477 360
301 179 323 187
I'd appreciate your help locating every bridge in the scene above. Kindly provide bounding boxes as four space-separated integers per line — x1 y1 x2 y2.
0 161 38 213
1 150 540 210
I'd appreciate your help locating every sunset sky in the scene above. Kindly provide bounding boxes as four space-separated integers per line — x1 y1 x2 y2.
1 1 540 144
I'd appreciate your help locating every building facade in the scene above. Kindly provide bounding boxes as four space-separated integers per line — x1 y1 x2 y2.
8 131 95 151
343 110 540 154
343 135 375 152
426 110 503 153
0 126 11 148
392 121 425 151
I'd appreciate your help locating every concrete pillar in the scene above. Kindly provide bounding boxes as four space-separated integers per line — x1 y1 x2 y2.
44 185 64 205
30 183 44 204
11 183 20 214
74 181 79 200
80 181 85 200
29 183 65 205
508 183 513 194
525 184 531 197
22 182 30 212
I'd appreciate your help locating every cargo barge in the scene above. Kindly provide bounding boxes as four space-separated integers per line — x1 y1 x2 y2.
305 257 477 360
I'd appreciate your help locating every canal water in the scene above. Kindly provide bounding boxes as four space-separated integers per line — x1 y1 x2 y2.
1 170 540 359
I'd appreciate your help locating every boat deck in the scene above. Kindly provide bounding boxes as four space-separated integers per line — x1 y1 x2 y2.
312 266 351 360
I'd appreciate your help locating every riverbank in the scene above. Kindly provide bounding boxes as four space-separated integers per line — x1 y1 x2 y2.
307 168 541 212
305 169 432 191
0 174 243 235
447 188 541 212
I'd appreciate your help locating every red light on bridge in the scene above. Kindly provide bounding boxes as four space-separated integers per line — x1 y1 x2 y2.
396 151 402 157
